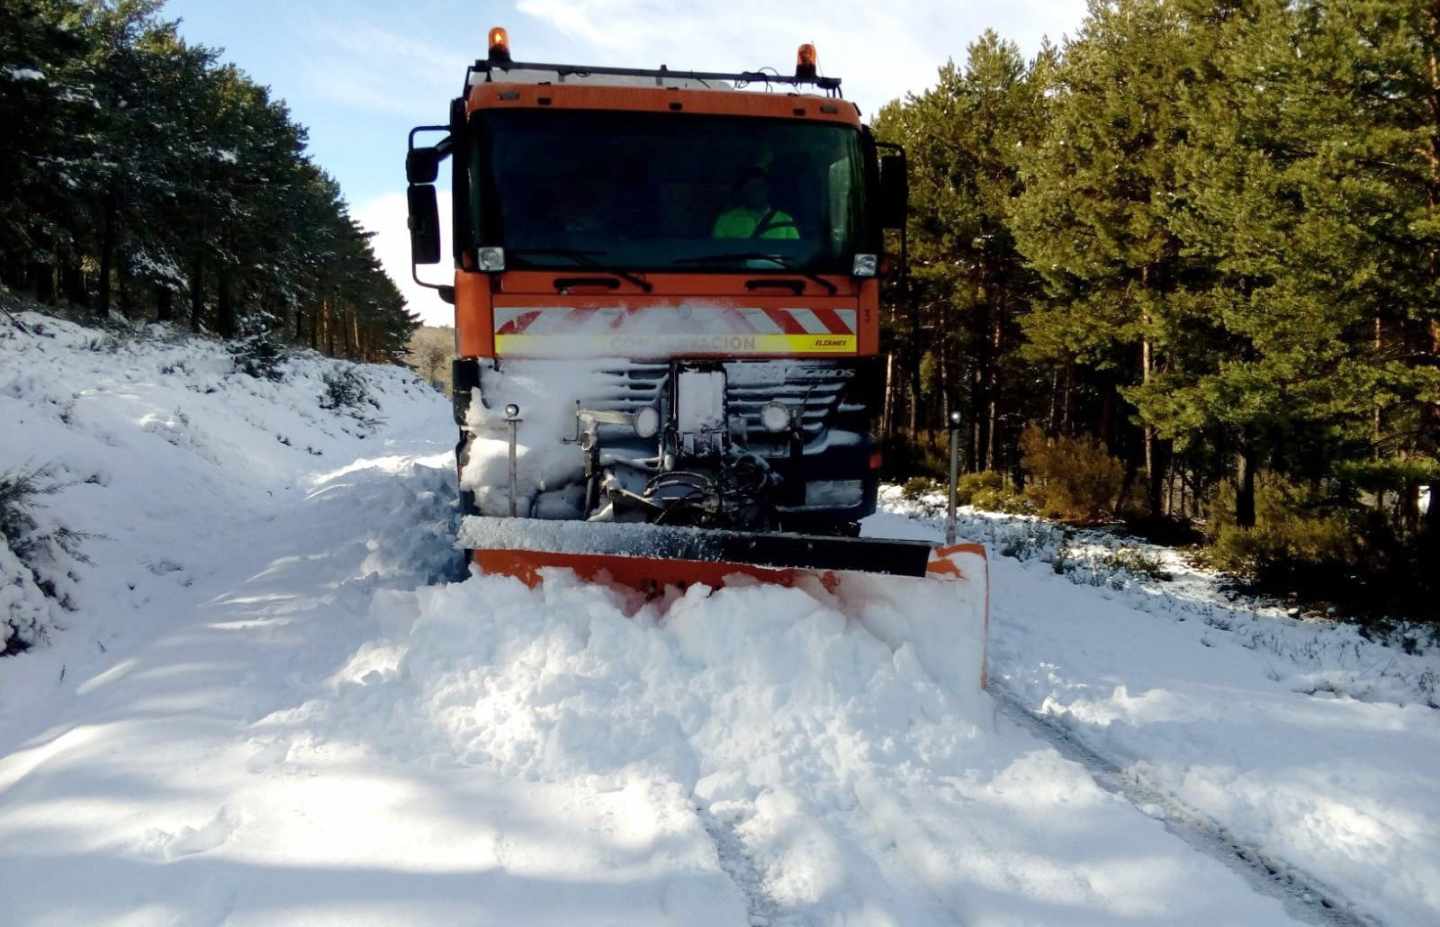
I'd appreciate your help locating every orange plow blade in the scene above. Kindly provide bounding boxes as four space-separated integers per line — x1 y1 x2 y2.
461 517 990 690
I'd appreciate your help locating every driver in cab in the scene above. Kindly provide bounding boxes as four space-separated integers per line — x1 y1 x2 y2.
712 167 799 240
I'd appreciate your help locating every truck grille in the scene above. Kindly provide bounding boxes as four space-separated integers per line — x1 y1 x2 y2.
578 360 851 446
724 363 847 439
580 363 669 413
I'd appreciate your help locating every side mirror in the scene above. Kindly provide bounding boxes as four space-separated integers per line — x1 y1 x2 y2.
406 147 442 184
879 153 908 229
408 185 441 265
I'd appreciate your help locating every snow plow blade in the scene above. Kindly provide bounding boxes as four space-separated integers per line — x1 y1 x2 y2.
459 516 990 688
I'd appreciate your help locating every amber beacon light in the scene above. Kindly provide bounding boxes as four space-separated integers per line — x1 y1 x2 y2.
795 43 818 80
488 26 511 64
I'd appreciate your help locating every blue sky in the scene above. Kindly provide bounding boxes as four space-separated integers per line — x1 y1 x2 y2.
166 0 1087 323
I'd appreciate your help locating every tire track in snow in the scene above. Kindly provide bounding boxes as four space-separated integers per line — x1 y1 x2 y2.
989 683 1380 927
695 804 784 927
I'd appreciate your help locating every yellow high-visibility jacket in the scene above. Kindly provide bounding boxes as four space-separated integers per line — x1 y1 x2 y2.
711 206 800 240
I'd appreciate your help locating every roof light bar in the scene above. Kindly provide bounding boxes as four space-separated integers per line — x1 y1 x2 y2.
466 59 842 96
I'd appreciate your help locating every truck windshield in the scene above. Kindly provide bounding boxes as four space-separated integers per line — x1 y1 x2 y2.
468 109 871 275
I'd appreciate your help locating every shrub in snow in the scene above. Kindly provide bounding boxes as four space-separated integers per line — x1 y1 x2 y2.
0 466 87 653
229 332 290 381
972 482 1034 515
1208 512 1355 588
901 476 942 502
84 334 124 354
1019 425 1125 522
319 365 384 431
1097 546 1171 581
954 470 1003 505
1201 474 1440 624
320 365 371 410
901 471 1032 516
996 519 1065 560
0 536 50 655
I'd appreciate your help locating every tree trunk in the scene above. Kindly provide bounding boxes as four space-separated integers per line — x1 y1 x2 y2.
2 253 24 289
971 305 991 473
882 352 895 440
986 292 1004 471
117 251 135 319
1142 335 1165 517
1425 19 1439 529
1117 446 1139 520
1099 380 1118 455
938 336 951 454
1429 317 1440 533
216 269 235 339
1236 440 1257 529
1061 358 1075 436
1046 367 1060 435
156 286 173 323
30 262 54 304
1373 315 1384 456
62 263 87 307
97 188 117 318
189 255 205 333
908 301 923 436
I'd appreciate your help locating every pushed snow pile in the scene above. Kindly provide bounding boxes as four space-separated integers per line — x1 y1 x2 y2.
227 568 1301 926
312 569 989 786
275 571 1000 923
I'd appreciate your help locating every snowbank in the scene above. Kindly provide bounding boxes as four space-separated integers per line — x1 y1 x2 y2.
872 487 1440 927
0 306 450 714
883 486 1438 708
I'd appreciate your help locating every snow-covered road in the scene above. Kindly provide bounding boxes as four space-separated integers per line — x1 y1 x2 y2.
0 450 1304 926
2 314 1434 926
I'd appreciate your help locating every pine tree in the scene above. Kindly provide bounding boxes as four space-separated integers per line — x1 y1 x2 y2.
1011 0 1211 517
1159 0 1440 530
874 32 1053 472
0 0 418 364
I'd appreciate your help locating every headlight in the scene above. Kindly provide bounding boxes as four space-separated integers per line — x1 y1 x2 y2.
633 406 660 439
478 246 506 272
761 401 792 433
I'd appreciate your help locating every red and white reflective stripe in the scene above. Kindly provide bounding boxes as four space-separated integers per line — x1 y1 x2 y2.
494 306 857 336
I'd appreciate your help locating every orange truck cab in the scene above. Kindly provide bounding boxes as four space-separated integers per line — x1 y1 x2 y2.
406 30 910 546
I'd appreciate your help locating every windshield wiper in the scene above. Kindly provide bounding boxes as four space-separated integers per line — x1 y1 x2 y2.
671 252 838 295
507 248 653 293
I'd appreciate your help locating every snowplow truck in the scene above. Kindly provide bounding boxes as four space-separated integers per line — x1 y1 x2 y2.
406 29 987 685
